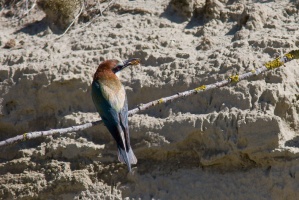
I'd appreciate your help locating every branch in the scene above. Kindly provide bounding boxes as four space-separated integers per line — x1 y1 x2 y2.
0 50 298 147
83 0 116 28
19 0 36 19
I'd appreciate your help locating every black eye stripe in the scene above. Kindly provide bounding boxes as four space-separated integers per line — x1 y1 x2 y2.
112 66 123 73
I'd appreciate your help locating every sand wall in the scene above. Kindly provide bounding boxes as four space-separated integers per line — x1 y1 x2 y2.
0 0 299 199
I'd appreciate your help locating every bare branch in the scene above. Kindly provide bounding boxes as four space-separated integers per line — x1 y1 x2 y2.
0 50 298 147
19 0 36 19
84 0 115 28
101 0 115 13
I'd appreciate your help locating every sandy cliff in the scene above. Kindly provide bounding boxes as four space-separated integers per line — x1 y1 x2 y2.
0 0 299 199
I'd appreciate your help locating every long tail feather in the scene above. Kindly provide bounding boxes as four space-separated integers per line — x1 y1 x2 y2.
117 146 137 171
117 145 131 171
128 148 137 164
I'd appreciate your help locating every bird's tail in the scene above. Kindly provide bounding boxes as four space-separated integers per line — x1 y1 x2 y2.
117 146 137 172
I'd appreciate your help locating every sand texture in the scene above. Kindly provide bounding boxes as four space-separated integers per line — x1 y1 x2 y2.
0 0 299 199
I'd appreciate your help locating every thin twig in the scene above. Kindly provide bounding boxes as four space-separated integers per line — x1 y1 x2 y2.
20 0 36 18
25 0 28 11
55 1 85 40
84 0 115 28
102 0 115 13
0 50 298 147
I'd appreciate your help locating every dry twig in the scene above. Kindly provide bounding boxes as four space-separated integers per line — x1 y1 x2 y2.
19 0 36 19
84 0 115 28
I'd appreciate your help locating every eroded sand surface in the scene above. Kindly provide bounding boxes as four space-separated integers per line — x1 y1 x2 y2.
0 0 299 199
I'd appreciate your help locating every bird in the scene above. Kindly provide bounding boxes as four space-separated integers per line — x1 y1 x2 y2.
91 58 140 172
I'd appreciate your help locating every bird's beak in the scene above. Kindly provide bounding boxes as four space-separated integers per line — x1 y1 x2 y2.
113 58 140 73
123 58 140 67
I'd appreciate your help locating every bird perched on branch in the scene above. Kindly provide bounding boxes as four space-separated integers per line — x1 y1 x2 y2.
91 58 140 172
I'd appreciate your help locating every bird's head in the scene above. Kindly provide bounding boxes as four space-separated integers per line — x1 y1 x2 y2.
93 58 140 81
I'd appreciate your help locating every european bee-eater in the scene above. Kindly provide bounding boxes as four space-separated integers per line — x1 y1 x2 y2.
92 58 140 172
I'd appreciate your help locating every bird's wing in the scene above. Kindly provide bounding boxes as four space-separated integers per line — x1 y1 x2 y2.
118 95 130 149
92 80 137 166
119 95 137 164
91 81 126 149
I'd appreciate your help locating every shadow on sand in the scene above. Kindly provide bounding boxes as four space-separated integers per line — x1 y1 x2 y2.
160 3 205 30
